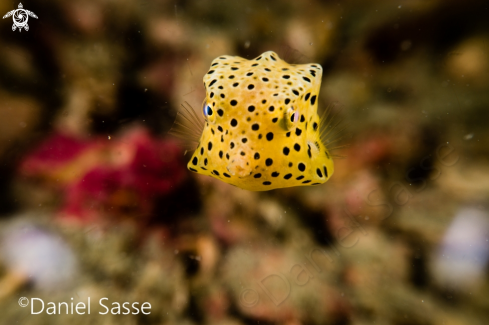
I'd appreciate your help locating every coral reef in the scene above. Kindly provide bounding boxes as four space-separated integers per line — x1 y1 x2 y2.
0 0 488 324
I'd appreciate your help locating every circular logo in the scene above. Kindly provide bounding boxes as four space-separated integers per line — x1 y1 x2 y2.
13 10 28 28
18 297 29 307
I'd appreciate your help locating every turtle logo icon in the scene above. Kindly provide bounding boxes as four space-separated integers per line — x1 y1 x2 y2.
2 3 38 32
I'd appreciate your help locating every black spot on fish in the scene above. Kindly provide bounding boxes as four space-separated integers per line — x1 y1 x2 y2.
316 168 323 177
311 95 317 105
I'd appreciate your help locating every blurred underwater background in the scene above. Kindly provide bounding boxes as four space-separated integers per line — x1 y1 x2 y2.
0 0 489 324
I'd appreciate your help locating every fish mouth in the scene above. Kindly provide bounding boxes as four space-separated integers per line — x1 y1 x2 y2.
226 155 253 178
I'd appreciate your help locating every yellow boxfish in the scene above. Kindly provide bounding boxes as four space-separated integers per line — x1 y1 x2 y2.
172 51 337 191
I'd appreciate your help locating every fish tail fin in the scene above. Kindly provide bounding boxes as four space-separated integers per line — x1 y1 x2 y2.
168 101 204 153
319 101 351 159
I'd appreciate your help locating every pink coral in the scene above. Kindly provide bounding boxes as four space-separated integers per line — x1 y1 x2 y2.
20 132 93 176
19 127 186 223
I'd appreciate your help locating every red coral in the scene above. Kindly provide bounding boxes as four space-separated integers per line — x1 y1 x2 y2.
19 127 187 223
19 133 92 176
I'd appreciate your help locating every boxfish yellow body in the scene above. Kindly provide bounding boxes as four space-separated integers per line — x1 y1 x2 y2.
182 51 334 191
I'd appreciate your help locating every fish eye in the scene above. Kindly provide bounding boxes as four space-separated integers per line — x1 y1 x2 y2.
285 107 298 130
202 102 213 117
287 107 297 123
